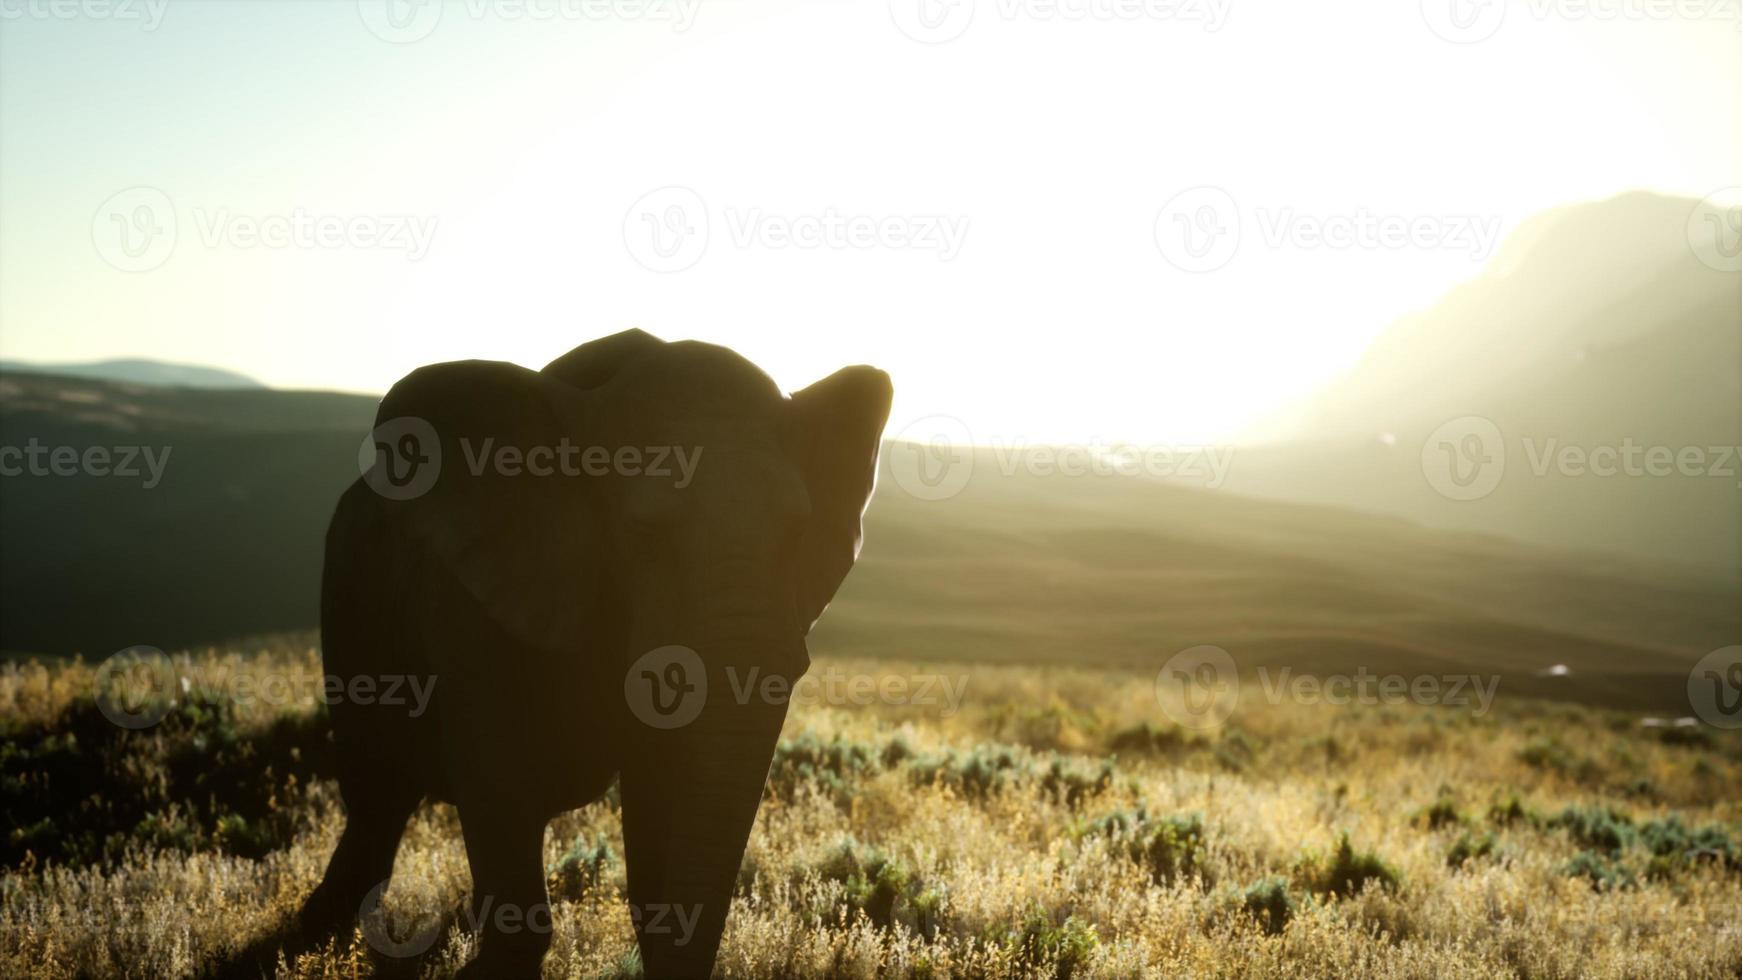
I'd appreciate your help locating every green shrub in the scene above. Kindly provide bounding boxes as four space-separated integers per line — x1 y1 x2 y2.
1418 797 1464 830
1239 877 1296 936
908 744 1025 800
1086 808 1207 886
1552 805 1634 855
548 833 617 901
0 689 331 869
1107 722 1198 757
1565 850 1636 891
1639 815 1736 873
1487 794 1530 827
1310 833 1400 897
766 733 882 806
812 837 931 931
1446 831 1497 868
1004 904 1100 979
1039 756 1115 808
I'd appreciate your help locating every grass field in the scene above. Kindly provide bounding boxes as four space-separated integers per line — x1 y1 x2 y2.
3 636 1740 978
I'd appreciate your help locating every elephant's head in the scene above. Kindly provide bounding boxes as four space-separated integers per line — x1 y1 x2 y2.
371 329 891 974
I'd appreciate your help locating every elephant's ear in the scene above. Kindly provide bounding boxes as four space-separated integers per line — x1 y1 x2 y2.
543 327 665 388
367 359 596 650
789 366 893 632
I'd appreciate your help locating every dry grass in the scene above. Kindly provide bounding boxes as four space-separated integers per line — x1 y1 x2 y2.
3 635 1740 978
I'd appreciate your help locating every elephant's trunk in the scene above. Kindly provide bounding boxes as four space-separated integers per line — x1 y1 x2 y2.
619 646 794 978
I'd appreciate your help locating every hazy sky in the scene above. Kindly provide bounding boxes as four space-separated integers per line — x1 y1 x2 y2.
1 0 1737 443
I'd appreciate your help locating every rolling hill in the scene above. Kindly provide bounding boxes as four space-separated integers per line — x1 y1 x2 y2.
1227 191 1742 570
2 369 1734 711
0 358 264 389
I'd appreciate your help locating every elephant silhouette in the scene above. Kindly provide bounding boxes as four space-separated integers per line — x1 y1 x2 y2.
299 329 892 978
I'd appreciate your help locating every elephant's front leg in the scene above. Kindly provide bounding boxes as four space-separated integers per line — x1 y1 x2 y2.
456 805 553 980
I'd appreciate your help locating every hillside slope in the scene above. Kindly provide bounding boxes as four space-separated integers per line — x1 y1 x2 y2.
0 358 264 389
3 371 1734 710
1230 192 1741 569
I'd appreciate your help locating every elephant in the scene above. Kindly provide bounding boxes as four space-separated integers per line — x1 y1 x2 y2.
297 329 892 978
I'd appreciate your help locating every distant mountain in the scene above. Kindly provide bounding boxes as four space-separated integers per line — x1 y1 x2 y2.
1225 192 1741 570
0 358 264 389
2 371 1734 712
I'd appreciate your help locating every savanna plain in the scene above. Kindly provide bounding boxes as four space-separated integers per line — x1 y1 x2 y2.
3 638 1739 979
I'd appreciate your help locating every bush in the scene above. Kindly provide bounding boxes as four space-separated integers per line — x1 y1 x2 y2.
766 732 883 806
1310 833 1400 897
1215 729 1258 773
908 744 1025 801
1552 805 1634 855
1418 797 1464 831
1004 904 1100 979
1565 850 1636 891
1519 739 1605 783
1106 722 1199 757
548 833 616 901
1487 794 1530 827
1239 877 1296 936
811 837 934 932
1086 808 1207 886
1446 831 1497 868
0 690 331 869
1639 815 1736 874
1039 756 1115 809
